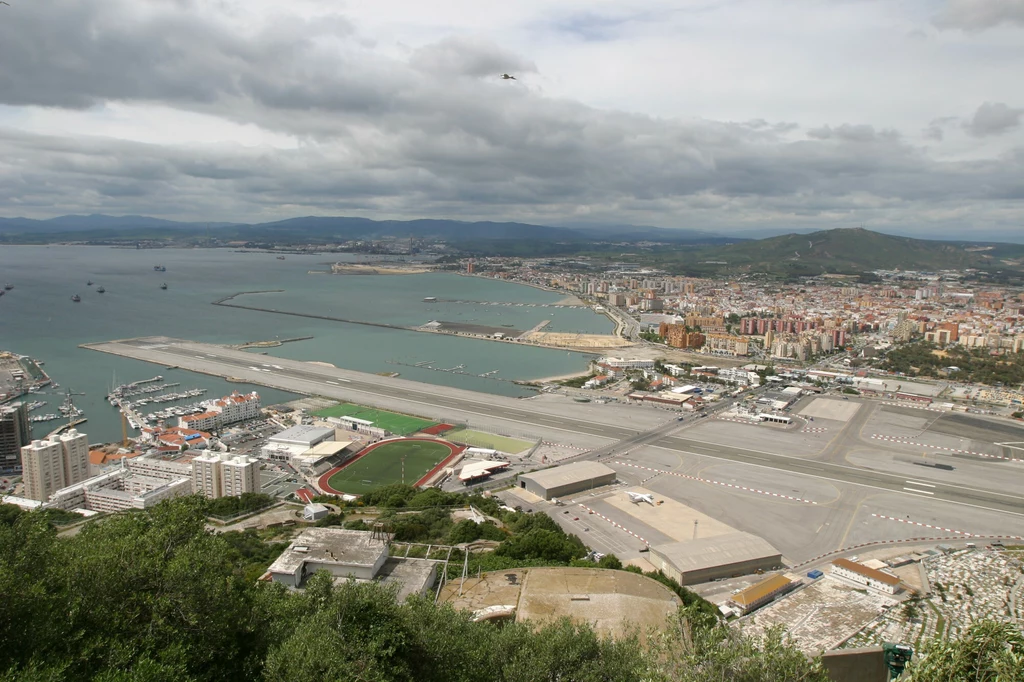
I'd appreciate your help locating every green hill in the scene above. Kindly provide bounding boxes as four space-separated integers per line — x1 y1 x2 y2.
632 228 1024 277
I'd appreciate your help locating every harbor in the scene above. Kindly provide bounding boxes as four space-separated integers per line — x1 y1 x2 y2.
106 376 211 430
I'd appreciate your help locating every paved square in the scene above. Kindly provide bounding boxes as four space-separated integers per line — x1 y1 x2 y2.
799 398 861 422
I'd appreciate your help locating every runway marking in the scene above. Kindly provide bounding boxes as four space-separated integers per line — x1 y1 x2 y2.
326 380 338 385
903 487 935 496
870 434 1022 462
542 442 590 451
870 513 1024 540
614 461 818 504
905 480 935 488
576 503 648 545
802 427 829 434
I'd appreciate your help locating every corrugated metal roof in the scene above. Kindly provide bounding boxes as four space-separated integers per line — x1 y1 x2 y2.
731 574 793 606
651 532 780 574
518 461 616 489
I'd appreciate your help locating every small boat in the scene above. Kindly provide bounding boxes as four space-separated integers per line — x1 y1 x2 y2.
71 294 81 302
276 255 286 260
97 286 106 293
154 265 166 272
87 280 94 286
160 283 168 289
3 284 12 290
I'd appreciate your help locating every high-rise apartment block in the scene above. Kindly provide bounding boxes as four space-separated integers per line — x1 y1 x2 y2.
20 428 90 501
0 402 30 473
191 452 259 499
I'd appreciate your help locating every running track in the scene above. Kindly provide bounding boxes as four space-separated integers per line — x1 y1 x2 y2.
316 437 465 495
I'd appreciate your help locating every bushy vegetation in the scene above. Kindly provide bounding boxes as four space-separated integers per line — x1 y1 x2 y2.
206 492 275 519
559 373 596 388
882 341 1024 386
0 497 1016 680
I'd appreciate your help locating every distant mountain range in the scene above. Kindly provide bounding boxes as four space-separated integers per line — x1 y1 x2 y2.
2 215 1022 276
642 227 1024 277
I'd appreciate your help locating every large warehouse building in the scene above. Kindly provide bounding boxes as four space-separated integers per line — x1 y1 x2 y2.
517 461 616 500
648 532 783 585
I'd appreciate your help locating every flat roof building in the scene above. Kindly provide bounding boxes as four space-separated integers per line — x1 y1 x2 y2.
268 425 335 449
267 528 439 600
648 532 783 585
517 461 616 500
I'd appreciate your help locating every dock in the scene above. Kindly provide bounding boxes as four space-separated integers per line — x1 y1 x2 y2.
424 298 586 309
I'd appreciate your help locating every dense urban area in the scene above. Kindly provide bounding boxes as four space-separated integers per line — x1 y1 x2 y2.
2 242 1024 681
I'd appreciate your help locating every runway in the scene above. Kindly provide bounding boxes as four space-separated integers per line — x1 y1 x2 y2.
86 337 1024 517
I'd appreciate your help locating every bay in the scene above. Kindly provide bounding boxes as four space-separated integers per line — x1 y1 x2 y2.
0 246 606 443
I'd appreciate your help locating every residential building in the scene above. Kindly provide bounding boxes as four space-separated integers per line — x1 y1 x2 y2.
830 558 901 594
179 391 261 430
20 429 90 502
191 452 260 499
0 402 30 473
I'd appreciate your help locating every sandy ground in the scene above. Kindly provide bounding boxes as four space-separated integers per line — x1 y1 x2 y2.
522 332 633 349
603 488 738 542
439 567 680 638
330 264 431 275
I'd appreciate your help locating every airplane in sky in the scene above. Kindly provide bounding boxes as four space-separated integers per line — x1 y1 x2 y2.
627 492 654 505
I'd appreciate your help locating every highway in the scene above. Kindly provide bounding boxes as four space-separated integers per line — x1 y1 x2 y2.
86 337 1024 517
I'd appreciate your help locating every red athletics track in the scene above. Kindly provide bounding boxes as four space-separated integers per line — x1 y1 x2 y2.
316 438 465 496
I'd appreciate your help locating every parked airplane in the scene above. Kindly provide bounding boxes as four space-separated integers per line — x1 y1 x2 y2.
627 492 654 505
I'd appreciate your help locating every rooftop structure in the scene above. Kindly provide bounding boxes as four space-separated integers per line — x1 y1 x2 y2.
728 574 798 614
268 425 335 448
831 558 901 594
517 461 616 500
267 528 439 599
649 532 783 585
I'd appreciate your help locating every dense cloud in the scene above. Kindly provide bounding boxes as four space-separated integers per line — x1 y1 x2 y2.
965 102 1024 137
0 0 1022 238
933 0 1024 31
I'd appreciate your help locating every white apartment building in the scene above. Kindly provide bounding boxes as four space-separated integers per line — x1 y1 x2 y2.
179 391 261 430
830 558 901 594
598 357 656 370
20 429 90 502
46 466 192 514
191 453 259 499
127 456 191 480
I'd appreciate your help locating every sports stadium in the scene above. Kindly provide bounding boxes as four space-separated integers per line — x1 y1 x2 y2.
317 437 465 496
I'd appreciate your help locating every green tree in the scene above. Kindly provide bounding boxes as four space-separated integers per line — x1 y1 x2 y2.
903 620 1024 681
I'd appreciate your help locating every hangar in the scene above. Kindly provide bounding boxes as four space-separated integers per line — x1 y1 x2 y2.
517 461 616 500
648 532 783 585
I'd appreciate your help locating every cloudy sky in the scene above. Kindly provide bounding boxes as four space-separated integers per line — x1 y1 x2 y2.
1 0 1022 238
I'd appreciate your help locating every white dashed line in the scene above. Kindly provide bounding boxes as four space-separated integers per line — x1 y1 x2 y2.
614 461 817 504
870 434 1021 462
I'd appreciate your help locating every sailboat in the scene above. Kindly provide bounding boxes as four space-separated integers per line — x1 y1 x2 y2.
71 294 81 302
160 283 168 290
97 286 106 293
87 280 94 286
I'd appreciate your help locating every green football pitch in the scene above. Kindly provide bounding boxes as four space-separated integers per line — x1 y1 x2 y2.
312 403 437 436
326 440 455 495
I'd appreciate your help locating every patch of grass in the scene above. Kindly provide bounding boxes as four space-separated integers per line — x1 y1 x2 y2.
313 403 437 436
445 428 533 454
327 440 453 495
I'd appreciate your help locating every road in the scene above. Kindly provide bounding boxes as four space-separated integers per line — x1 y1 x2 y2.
86 337 1024 516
